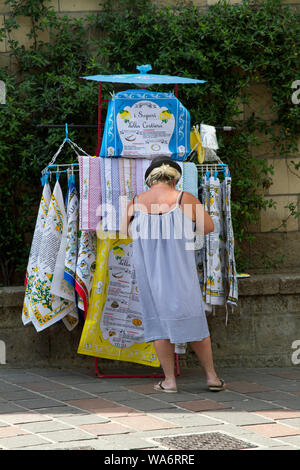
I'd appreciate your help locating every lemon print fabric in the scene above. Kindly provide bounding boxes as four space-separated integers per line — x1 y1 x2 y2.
120 109 132 123
160 109 172 123
113 245 125 260
201 174 226 307
77 235 160 367
190 126 205 164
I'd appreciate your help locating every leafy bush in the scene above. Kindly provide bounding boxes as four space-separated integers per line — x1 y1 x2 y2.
0 0 299 285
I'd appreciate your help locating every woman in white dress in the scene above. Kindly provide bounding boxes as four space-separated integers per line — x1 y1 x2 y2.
121 156 225 393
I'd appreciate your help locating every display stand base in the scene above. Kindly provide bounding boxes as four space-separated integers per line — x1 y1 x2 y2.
94 355 180 379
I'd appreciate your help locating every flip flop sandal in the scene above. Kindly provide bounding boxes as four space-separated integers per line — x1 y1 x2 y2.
154 381 178 393
208 379 226 392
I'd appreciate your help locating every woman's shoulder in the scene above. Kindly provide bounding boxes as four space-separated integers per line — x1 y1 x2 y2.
181 191 201 205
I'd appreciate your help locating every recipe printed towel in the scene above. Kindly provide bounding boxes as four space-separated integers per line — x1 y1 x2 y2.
77 235 160 367
75 229 97 316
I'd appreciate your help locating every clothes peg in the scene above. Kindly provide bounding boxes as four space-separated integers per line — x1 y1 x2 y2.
56 165 60 181
214 170 218 181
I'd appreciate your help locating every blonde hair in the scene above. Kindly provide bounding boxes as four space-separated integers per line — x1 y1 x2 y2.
145 163 181 187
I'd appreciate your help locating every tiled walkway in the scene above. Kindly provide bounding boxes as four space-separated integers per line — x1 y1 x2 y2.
0 366 300 450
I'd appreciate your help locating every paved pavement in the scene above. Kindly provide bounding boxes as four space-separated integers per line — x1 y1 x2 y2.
0 365 299 450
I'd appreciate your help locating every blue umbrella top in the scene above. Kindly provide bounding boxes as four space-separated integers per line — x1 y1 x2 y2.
81 64 206 85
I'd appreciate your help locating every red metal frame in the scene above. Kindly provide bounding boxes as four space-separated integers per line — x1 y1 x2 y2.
93 81 181 378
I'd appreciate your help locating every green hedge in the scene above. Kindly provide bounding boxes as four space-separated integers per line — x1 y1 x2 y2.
0 0 299 285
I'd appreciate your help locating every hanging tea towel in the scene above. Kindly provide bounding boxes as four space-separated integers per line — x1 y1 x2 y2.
78 155 101 231
51 174 78 306
136 159 144 195
182 162 198 197
64 174 79 291
200 124 219 150
77 236 160 367
75 229 97 316
205 175 226 306
63 174 80 331
222 174 238 309
22 180 52 325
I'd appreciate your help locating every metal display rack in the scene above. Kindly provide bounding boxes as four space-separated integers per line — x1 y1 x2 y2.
38 66 235 379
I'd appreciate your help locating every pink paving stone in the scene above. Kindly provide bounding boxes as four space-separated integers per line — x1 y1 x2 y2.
113 415 181 431
226 381 273 393
123 384 162 395
21 381 68 392
0 426 29 438
79 422 131 436
66 397 118 412
253 409 300 420
176 399 231 412
96 406 145 418
269 370 300 380
243 423 300 438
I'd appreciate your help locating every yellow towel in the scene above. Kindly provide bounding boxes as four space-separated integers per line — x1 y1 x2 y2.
77 234 160 367
190 126 205 163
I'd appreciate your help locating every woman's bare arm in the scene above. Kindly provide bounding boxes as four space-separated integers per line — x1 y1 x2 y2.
181 192 214 235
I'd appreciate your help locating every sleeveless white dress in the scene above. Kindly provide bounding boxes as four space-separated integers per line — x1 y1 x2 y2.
129 190 210 344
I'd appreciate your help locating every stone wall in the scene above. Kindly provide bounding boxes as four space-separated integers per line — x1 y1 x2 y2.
1 277 299 370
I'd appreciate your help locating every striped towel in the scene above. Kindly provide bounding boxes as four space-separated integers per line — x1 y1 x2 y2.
80 158 198 233
78 156 101 231
136 159 144 195
182 162 198 197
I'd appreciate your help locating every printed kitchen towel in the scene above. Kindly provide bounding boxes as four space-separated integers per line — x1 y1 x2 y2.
22 181 52 325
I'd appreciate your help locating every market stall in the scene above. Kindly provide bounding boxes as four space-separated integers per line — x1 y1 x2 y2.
22 65 238 378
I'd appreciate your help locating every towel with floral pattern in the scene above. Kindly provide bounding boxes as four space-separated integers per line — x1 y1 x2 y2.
22 181 52 325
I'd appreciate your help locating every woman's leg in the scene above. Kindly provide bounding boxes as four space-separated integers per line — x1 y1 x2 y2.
190 336 223 387
154 339 177 390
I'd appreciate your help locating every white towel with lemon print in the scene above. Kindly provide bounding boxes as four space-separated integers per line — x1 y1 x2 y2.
200 174 209 306
27 180 76 332
77 235 160 367
75 229 97 315
222 174 238 307
22 181 52 325
203 175 226 306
